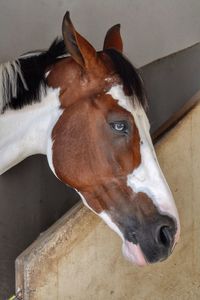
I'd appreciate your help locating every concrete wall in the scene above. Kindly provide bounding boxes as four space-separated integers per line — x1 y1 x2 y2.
0 0 200 66
142 43 200 132
16 100 200 299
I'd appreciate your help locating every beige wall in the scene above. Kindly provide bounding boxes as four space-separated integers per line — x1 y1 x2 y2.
16 100 200 300
0 0 200 66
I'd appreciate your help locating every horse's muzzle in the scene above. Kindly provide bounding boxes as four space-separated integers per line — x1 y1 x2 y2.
122 213 177 265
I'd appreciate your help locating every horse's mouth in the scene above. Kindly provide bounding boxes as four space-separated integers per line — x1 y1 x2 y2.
122 240 148 266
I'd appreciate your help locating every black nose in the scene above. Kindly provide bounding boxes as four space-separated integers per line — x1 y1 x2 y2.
124 214 177 263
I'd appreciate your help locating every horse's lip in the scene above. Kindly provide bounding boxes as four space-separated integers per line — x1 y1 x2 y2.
122 240 148 267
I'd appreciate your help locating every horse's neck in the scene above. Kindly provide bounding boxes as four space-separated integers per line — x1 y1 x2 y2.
0 87 62 174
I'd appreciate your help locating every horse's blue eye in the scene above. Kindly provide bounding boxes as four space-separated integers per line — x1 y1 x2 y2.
110 121 128 134
114 123 125 131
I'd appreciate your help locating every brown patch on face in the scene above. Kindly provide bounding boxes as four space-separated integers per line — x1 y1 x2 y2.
48 14 177 263
47 47 160 235
48 49 152 221
51 92 141 213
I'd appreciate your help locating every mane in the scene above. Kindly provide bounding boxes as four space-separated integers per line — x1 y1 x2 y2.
0 38 146 113
104 48 147 109
0 38 66 113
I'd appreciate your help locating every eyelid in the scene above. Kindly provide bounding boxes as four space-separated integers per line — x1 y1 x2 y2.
110 120 128 124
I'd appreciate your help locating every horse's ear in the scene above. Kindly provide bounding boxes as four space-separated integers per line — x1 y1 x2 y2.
103 24 123 52
62 11 97 68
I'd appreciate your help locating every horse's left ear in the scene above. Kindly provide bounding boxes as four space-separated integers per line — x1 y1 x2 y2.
62 11 97 69
103 24 123 52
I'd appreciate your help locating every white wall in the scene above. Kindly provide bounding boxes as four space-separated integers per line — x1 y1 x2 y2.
0 0 200 66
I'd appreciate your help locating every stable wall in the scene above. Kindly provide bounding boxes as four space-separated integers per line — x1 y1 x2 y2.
16 99 200 299
0 0 200 66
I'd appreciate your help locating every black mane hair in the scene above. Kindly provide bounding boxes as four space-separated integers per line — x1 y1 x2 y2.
0 38 146 113
104 48 147 109
1 38 66 113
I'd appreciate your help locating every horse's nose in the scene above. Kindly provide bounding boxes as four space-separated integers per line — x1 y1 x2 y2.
143 216 176 263
125 214 177 263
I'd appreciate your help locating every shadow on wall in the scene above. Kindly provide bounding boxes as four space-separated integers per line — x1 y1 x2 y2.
0 155 80 298
141 42 200 132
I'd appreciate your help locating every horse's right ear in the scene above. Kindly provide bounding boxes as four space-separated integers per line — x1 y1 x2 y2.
62 11 97 69
103 24 123 52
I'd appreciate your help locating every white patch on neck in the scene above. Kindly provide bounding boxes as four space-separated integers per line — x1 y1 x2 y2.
0 86 63 174
107 85 180 238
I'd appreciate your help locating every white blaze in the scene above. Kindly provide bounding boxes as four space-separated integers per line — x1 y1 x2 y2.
76 84 180 266
107 85 180 240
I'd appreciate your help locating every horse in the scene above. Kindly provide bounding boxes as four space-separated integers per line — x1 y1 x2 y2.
0 11 180 266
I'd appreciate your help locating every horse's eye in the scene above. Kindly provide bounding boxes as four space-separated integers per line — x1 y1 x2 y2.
110 121 129 135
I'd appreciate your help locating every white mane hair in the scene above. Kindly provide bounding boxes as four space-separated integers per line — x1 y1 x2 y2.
0 38 67 114
0 60 28 113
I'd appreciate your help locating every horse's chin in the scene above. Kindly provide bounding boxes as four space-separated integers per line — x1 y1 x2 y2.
122 240 148 267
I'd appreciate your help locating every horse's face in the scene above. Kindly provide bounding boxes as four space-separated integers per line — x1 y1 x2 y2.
48 12 180 266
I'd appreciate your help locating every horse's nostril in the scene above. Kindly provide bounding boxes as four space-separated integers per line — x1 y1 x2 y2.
158 226 172 248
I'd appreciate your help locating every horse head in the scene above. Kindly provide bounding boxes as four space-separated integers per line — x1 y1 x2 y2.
47 12 180 266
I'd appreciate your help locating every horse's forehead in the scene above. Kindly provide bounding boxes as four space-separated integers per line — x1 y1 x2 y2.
47 56 120 108
48 52 116 85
